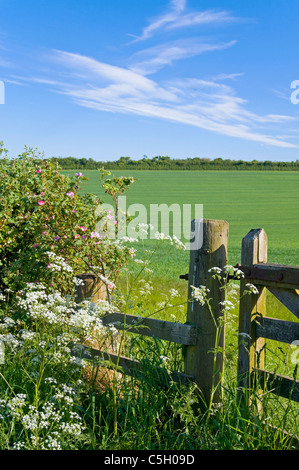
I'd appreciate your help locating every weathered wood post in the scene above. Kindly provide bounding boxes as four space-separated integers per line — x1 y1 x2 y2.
237 228 267 405
75 273 107 303
184 218 229 406
74 273 118 392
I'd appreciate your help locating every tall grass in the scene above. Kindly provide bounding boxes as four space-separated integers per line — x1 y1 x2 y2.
0 238 298 450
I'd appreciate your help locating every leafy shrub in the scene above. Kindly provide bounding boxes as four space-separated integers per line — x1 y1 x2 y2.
0 142 133 296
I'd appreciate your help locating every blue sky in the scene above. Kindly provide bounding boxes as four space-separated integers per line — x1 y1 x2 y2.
0 0 299 162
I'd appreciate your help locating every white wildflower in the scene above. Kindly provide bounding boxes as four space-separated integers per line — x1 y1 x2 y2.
208 267 222 275
160 355 170 363
172 235 186 250
46 251 73 273
135 223 153 239
120 236 139 243
244 283 259 295
228 283 239 299
144 267 153 273
219 300 235 311
13 442 27 450
154 232 172 242
169 288 179 298
0 333 21 352
59 421 84 436
106 323 119 337
97 274 116 288
20 330 36 341
138 280 153 296
44 377 57 385
223 265 245 279
3 317 15 327
43 433 62 450
190 285 209 305
72 277 85 286
69 356 88 367
7 394 27 418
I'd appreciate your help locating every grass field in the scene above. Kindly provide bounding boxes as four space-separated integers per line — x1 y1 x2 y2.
64 168 299 328
63 169 299 276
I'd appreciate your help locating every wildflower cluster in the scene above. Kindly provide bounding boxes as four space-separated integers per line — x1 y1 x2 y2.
0 381 85 450
13 282 117 344
45 251 73 273
243 283 259 295
208 265 245 282
190 285 210 305
154 232 186 250
0 272 125 449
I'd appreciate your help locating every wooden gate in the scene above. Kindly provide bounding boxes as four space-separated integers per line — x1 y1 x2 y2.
237 228 299 403
72 221 299 407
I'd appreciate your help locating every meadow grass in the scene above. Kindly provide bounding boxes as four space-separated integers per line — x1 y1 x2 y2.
63 169 299 270
1 169 298 450
1 253 298 450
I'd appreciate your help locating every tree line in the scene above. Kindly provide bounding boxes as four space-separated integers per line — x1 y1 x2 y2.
46 155 299 171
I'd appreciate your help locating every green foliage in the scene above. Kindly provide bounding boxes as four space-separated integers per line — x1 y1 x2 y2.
0 145 135 295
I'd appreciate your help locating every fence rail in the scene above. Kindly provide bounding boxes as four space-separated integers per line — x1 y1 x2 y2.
72 344 194 386
73 220 299 409
100 311 199 345
255 316 299 344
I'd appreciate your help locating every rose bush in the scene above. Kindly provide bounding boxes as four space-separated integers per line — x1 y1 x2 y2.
0 142 134 297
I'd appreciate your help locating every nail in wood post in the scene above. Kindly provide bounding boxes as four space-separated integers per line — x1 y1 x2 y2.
75 273 107 304
184 219 229 406
237 229 267 403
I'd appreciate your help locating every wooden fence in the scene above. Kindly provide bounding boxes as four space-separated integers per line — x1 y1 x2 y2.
73 219 299 408
237 228 299 404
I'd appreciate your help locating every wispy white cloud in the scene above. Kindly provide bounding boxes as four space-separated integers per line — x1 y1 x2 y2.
132 0 240 42
53 50 178 103
129 39 237 75
171 0 187 14
166 10 239 30
30 50 296 149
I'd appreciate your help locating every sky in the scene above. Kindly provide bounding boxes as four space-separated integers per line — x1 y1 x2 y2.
0 0 299 162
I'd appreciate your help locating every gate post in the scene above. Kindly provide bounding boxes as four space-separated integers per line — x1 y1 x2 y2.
184 219 229 406
237 228 267 404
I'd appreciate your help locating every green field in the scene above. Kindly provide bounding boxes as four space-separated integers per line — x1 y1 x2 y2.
63 169 299 278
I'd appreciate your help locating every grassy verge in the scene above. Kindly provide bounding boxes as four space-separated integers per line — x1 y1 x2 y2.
0 275 298 450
